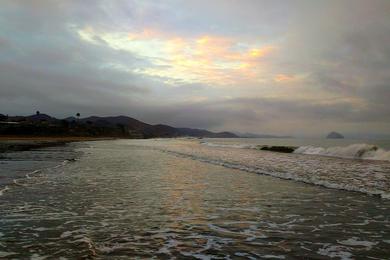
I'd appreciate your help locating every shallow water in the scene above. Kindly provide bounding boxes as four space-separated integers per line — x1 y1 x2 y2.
154 139 390 198
0 144 80 189
0 139 389 259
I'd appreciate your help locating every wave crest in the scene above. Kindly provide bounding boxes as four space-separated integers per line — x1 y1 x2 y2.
294 144 390 161
200 141 255 149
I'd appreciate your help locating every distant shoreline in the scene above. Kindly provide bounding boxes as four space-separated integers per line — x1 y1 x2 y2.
0 114 238 138
0 136 115 153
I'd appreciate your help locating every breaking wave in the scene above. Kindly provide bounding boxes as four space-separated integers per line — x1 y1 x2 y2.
162 150 390 199
201 141 390 162
200 141 256 149
294 144 390 162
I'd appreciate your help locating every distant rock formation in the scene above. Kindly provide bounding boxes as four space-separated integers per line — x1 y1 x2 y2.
326 131 344 139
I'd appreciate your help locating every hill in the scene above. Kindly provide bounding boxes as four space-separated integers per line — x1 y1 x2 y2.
235 132 293 138
0 114 238 139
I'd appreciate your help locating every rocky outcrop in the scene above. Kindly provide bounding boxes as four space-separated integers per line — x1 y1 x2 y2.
326 131 344 139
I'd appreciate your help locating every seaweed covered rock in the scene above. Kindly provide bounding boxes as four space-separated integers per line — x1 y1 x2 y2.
259 145 296 153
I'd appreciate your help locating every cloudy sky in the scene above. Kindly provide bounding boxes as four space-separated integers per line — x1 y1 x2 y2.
1 0 389 137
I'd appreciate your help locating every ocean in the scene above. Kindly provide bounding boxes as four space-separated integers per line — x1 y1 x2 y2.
0 138 389 259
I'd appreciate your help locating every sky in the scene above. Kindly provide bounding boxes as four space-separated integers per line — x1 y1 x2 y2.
0 0 389 137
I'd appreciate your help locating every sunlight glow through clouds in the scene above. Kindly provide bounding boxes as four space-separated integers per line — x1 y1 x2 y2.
1 0 389 136
274 74 300 83
77 27 277 86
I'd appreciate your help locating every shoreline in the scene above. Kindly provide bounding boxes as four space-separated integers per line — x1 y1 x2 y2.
0 136 116 153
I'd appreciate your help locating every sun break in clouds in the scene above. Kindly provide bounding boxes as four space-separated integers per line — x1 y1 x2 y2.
77 27 277 86
0 0 390 137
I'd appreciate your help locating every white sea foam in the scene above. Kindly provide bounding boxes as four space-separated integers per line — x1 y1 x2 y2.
13 179 26 186
0 186 9 196
30 253 48 260
260 255 286 259
208 224 238 235
203 141 390 162
294 143 390 161
0 251 17 258
26 170 41 179
317 244 353 260
163 150 390 199
34 227 50 232
234 252 258 260
200 141 255 149
338 237 378 250
60 231 73 239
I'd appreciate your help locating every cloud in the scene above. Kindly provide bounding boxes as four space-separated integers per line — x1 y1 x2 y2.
76 27 277 86
0 0 389 137
274 74 301 83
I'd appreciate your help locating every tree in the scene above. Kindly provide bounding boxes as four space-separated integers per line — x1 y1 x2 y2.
0 114 7 121
36 111 40 115
76 113 80 119
61 119 69 128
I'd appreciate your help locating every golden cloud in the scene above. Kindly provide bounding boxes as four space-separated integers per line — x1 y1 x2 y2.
274 74 299 83
78 27 278 86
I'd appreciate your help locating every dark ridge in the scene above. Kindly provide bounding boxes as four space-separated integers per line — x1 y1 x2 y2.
143 124 179 138
26 114 57 122
177 128 238 138
0 114 238 139
236 132 293 138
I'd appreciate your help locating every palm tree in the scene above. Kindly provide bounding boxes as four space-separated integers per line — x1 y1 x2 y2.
76 113 80 119
36 111 40 115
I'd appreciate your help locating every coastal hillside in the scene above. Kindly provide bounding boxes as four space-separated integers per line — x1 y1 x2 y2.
0 113 237 139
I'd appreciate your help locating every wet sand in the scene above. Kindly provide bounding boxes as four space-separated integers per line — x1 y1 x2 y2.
0 136 115 153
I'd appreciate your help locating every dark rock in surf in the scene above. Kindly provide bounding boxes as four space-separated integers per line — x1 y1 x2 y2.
259 146 295 153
